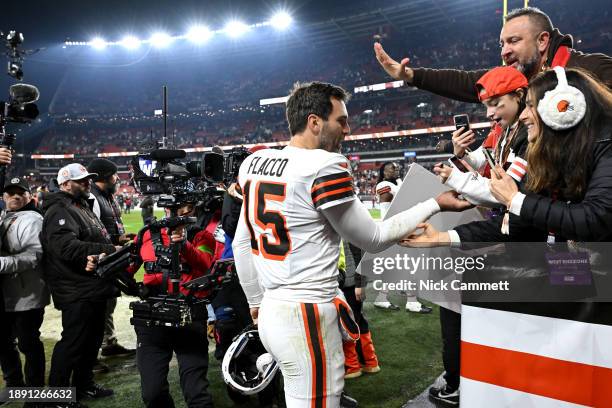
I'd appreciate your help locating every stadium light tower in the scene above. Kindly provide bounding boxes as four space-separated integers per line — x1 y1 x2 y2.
224 20 249 38
90 37 107 49
270 11 292 30
121 35 141 49
186 25 213 44
150 32 174 48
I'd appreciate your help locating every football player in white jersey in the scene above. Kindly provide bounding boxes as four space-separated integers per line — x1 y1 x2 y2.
373 161 433 314
233 82 471 408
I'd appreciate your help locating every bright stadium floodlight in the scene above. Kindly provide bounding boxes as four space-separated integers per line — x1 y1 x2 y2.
121 35 141 49
270 11 292 30
149 32 173 48
224 20 249 38
90 37 107 49
186 25 212 44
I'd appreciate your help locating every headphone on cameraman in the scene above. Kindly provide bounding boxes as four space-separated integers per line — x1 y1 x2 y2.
537 66 587 130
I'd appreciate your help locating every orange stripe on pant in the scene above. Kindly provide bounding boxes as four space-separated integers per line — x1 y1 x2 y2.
301 303 327 408
461 340 612 407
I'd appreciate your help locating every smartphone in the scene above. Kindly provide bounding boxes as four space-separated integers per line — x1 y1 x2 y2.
453 114 470 131
482 148 500 177
449 156 469 173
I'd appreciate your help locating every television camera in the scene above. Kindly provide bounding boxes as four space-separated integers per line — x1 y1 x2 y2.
0 30 40 192
130 146 249 209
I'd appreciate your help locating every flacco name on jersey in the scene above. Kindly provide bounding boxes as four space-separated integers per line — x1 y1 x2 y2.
246 157 289 177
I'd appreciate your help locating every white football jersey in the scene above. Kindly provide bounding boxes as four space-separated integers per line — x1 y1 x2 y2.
237 145 356 303
375 178 402 200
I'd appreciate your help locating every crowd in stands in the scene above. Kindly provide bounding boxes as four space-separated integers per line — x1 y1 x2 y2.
34 19 517 156
25 2 612 194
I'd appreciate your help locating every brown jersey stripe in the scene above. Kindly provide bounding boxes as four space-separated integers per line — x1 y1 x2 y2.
312 171 351 190
376 186 392 195
311 176 352 194
311 180 353 202
313 188 355 208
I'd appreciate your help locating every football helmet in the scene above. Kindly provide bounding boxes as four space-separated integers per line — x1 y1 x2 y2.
221 325 279 395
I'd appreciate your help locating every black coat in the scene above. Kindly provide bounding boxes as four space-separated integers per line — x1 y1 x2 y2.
41 191 117 309
455 127 612 243
89 183 123 245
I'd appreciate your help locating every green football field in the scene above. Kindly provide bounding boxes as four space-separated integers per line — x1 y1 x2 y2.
4 208 442 407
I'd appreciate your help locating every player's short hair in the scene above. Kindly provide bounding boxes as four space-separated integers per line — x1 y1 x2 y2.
377 161 396 184
286 81 350 136
505 7 553 35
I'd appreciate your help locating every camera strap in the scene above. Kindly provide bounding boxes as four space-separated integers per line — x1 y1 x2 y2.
0 213 18 252
150 226 173 294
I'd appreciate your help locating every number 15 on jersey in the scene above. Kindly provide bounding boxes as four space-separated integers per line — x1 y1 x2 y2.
242 180 292 261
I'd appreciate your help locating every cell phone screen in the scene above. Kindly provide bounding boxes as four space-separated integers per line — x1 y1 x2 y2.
482 149 500 177
453 114 470 131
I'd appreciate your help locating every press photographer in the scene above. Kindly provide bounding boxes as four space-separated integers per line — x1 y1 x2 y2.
0 178 48 394
41 163 118 405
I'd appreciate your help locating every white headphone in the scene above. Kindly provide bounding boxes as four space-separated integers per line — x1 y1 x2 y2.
537 66 587 130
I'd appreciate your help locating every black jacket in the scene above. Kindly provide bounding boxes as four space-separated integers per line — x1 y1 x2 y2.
455 125 612 243
221 192 242 239
454 126 612 325
89 183 123 245
41 191 117 308
411 29 612 103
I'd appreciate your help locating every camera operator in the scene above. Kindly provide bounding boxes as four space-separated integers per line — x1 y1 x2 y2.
0 178 49 396
101 201 218 408
87 158 135 364
41 163 118 405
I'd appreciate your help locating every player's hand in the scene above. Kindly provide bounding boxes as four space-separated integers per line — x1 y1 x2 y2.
490 165 518 207
355 287 365 302
86 253 106 272
400 223 450 247
433 162 453 184
374 42 414 83
452 127 475 157
250 307 259 325
435 190 474 212
0 147 12 165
